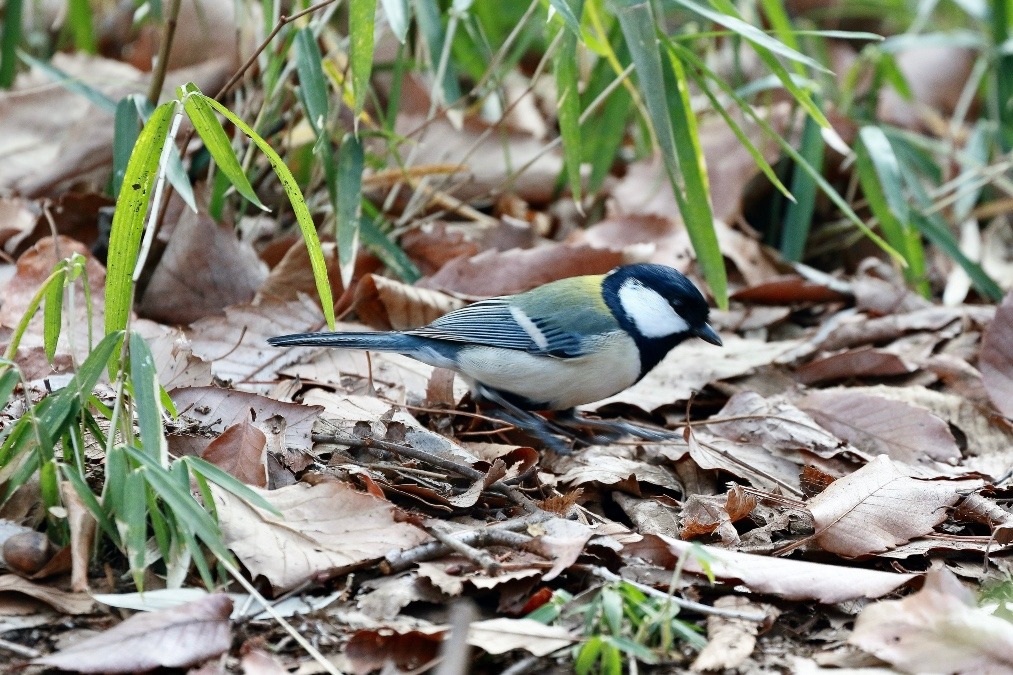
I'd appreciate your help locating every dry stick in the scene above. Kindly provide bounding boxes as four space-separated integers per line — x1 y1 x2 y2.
424 523 502 573
312 429 542 512
585 566 768 622
146 0 182 106
0 636 41 659
385 511 551 573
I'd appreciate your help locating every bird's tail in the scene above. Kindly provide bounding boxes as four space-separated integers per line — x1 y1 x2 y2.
267 331 408 352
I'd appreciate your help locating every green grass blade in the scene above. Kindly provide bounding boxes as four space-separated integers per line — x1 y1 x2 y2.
0 369 20 411
360 209 421 282
549 0 584 35
104 101 176 337
17 52 116 111
67 0 97 53
295 28 330 134
43 265 67 362
415 0 462 105
380 0 411 43
196 93 335 329
123 469 148 589
337 133 365 289
183 456 281 515
665 52 727 306
112 96 144 198
129 332 168 467
350 0 378 120
61 464 119 543
555 25 583 206
0 0 23 88
780 108 824 260
182 86 266 211
991 0 1013 150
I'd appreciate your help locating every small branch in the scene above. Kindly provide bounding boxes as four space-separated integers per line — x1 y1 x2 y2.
146 0 182 106
0 636 41 659
425 523 502 574
585 566 769 622
312 429 542 512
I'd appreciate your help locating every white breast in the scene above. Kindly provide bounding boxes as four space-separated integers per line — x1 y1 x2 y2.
454 332 641 409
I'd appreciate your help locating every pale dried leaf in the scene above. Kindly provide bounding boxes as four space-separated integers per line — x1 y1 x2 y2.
416 560 541 596
33 594 232 673
212 481 429 592
589 337 801 411
809 456 961 557
625 534 915 603
850 567 1013 674
981 292 1013 418
523 518 594 581
0 574 94 614
686 432 803 494
463 618 575 656
710 392 849 459
691 597 769 671
355 273 465 330
799 390 961 466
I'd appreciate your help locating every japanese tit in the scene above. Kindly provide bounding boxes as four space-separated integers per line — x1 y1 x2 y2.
269 263 722 445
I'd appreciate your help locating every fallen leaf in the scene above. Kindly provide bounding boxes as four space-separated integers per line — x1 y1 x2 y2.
799 390 961 466
625 534 915 603
355 273 465 330
343 628 442 675
589 336 801 411
980 291 1013 419
808 456 962 557
33 594 232 673
212 481 429 592
691 596 771 671
138 207 268 324
0 574 94 614
680 487 757 543
850 567 1013 674
797 347 916 385
416 558 542 596
239 648 290 675
522 518 594 581
201 419 268 488
710 392 849 460
463 617 575 656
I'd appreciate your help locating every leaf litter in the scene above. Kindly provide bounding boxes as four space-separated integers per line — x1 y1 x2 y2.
2 5 1013 674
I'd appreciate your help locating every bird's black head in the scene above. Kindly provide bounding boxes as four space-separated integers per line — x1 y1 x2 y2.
602 263 722 375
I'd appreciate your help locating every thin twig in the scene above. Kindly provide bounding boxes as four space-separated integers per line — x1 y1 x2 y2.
0 636 41 659
146 0 182 106
585 566 769 622
424 523 502 573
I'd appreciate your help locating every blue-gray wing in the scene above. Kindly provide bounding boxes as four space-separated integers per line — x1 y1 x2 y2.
406 298 586 358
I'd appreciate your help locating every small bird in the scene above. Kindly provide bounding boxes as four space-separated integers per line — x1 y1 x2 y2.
269 263 722 449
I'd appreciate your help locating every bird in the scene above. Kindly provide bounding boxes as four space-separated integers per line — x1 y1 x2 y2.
268 263 722 450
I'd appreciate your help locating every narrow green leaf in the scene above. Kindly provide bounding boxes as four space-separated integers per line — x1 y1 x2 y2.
104 101 175 337
17 52 116 111
337 134 365 289
129 332 167 467
295 29 330 134
780 109 824 260
575 637 604 675
380 0 411 43
123 469 147 588
665 53 727 307
38 332 123 435
43 266 66 362
67 0 97 53
183 456 281 516
0 368 20 411
360 211 421 282
0 0 24 88
555 26 583 205
196 93 335 329
601 587 623 634
182 88 266 211
549 0 584 35
350 0 379 119
112 96 144 197
415 0 462 105
61 465 120 543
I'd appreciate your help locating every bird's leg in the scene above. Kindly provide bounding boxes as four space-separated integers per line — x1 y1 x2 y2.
554 408 679 443
477 388 578 453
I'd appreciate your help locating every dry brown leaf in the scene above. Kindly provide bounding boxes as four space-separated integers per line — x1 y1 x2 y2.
416 559 542 597
186 296 324 390
138 208 268 324
238 648 290 675
710 392 849 460
201 420 268 488
132 323 213 389
625 534 915 603
170 387 322 452
60 482 95 593
417 244 627 297
0 574 94 614
954 493 1013 545
212 481 429 592
799 390 961 467
33 594 232 673
877 44 976 131
685 432 803 493
980 291 1013 419
850 567 1013 674
343 628 443 674
462 618 575 656
588 336 800 411
522 518 594 581
797 347 916 385
680 487 757 543
808 456 962 557
554 446 681 494
354 273 465 330
691 596 771 672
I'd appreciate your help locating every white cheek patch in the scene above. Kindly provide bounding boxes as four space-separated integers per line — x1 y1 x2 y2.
618 280 690 338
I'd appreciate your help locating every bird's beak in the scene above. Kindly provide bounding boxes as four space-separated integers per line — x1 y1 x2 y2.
696 323 723 346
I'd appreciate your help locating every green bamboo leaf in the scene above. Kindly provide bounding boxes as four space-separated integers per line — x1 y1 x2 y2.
350 0 378 119
294 28 329 135
415 0 462 105
17 52 115 111
780 109 824 260
104 101 175 337
0 368 20 411
182 86 266 211
183 456 281 516
380 0 411 43
112 96 144 197
555 25 583 205
360 211 421 282
43 265 67 362
67 0 96 53
0 0 23 88
196 93 335 329
61 465 119 543
129 332 167 467
337 134 365 289
549 0 584 35
123 469 148 588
